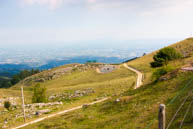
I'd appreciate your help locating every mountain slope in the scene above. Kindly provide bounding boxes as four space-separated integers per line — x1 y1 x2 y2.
0 64 137 128
1 38 193 129
19 38 193 129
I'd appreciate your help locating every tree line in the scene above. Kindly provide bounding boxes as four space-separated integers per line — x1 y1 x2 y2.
0 69 40 88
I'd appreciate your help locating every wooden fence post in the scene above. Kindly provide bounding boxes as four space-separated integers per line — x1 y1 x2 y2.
192 105 193 120
158 104 166 129
21 86 26 122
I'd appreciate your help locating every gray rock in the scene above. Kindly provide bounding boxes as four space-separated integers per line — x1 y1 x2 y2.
35 109 51 116
2 125 8 129
115 98 120 103
82 104 89 109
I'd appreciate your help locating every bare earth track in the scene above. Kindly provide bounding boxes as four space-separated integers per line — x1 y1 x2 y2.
123 63 143 89
12 98 108 129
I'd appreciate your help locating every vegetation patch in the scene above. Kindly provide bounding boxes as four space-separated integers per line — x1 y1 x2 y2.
32 84 47 103
150 47 182 68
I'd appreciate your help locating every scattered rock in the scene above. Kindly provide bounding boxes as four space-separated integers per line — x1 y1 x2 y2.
4 118 8 124
82 104 89 109
35 78 45 82
181 67 193 71
0 97 19 107
25 102 63 108
49 88 95 101
2 125 8 129
35 109 51 116
159 69 179 81
115 98 120 103
99 65 118 73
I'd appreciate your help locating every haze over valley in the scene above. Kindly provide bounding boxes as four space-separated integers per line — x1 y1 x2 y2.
1 39 178 66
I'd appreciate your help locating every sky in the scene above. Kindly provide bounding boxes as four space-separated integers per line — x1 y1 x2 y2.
0 0 193 45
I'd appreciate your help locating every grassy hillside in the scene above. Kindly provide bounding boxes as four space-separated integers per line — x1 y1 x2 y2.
127 38 193 83
0 65 136 128
0 38 193 129
19 38 193 129
23 72 193 129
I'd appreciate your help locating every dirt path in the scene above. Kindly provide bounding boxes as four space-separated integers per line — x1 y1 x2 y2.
11 98 108 129
96 68 102 73
123 63 143 89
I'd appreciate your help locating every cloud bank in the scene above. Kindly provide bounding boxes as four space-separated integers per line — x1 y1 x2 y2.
20 0 193 16
1 0 192 44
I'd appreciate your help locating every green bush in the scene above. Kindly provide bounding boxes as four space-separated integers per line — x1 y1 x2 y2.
32 83 47 103
152 65 175 82
4 101 11 110
151 47 182 68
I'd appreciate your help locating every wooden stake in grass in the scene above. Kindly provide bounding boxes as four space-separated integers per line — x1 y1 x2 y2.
158 104 166 129
21 85 26 122
192 105 193 120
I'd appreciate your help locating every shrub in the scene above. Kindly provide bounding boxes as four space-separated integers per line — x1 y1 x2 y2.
152 65 175 82
32 83 47 103
4 101 11 110
150 47 182 68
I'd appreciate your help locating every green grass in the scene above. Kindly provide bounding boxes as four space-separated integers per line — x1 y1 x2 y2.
8 66 136 100
0 65 136 128
22 72 193 129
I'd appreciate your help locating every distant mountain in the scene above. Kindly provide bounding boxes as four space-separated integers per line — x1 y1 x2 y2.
0 64 31 77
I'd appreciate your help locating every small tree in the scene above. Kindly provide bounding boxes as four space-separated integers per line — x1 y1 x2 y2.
4 101 11 110
32 84 47 103
150 47 182 68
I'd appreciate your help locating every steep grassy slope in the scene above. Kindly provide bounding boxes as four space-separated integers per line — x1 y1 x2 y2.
21 38 193 129
127 38 193 83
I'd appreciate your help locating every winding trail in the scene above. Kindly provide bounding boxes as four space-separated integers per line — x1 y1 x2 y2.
11 98 108 129
123 63 143 89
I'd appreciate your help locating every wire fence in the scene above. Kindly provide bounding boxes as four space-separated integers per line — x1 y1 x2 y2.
166 89 193 129
145 77 193 129
178 100 193 129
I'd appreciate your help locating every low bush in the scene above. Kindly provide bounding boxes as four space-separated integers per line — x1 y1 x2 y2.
4 101 11 110
152 65 175 82
32 83 47 103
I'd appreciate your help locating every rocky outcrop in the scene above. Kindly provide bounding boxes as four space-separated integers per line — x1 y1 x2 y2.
35 109 51 116
98 65 118 73
25 102 63 108
49 88 95 101
181 67 193 71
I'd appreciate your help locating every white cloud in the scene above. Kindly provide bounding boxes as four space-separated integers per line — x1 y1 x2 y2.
19 0 193 14
20 0 70 9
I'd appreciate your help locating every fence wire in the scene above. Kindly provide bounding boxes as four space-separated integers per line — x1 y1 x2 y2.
178 100 193 129
145 77 193 129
